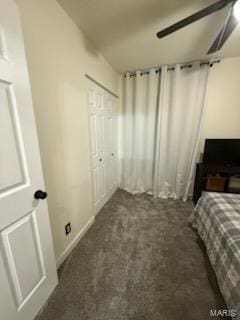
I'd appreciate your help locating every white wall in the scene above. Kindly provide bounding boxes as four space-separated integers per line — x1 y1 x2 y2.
202 56 240 148
16 0 120 264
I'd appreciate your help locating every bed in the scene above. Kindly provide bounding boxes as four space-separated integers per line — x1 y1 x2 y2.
190 192 240 319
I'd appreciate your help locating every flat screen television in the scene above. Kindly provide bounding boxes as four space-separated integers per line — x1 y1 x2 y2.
203 139 240 166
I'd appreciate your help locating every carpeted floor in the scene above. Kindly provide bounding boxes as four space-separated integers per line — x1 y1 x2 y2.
36 189 226 320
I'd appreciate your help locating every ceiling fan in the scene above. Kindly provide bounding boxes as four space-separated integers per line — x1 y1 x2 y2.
156 0 240 54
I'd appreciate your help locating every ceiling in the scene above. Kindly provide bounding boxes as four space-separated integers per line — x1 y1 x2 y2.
57 0 240 73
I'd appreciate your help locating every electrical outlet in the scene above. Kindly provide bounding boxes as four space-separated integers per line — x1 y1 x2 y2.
65 222 71 235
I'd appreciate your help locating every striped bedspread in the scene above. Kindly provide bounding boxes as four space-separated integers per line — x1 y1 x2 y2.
190 192 240 319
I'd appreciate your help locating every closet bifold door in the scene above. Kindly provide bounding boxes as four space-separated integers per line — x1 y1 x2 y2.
87 79 118 215
105 93 118 195
87 81 106 214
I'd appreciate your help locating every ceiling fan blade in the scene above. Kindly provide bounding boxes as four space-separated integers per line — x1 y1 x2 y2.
156 0 234 38
207 10 238 54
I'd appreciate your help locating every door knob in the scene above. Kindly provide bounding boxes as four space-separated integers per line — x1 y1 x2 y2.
34 190 48 200
112 153 114 156
99 158 102 162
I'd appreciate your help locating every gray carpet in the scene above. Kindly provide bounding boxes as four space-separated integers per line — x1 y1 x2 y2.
36 189 226 320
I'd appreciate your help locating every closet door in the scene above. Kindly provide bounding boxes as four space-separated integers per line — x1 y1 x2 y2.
87 78 118 215
88 82 106 213
97 113 106 204
106 95 118 195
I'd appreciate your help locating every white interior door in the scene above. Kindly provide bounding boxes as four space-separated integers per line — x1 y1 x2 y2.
106 95 118 194
0 1 58 320
88 81 107 214
87 78 118 214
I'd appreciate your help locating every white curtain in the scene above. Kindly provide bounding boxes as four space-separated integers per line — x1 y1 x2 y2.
120 63 209 200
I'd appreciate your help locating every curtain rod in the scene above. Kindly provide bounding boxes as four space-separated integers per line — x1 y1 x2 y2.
85 74 119 98
126 59 221 77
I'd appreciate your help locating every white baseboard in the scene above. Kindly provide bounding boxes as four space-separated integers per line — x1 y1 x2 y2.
95 187 118 216
56 216 95 268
